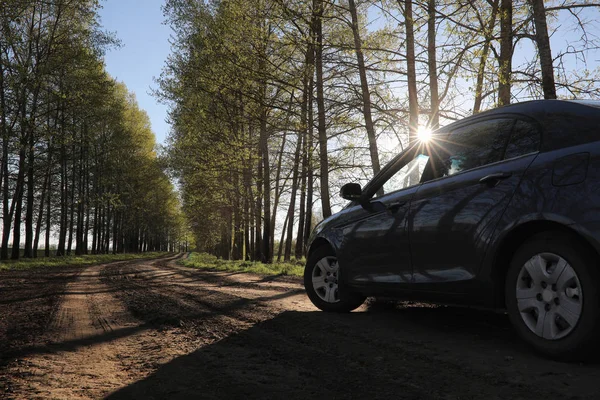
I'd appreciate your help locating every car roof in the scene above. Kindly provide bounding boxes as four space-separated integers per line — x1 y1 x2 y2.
463 99 600 118
442 100 600 151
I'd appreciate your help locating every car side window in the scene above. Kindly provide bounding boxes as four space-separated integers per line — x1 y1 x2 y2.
380 154 430 195
434 118 514 177
504 120 541 159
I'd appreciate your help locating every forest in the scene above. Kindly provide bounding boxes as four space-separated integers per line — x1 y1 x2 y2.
0 0 186 260
158 0 600 263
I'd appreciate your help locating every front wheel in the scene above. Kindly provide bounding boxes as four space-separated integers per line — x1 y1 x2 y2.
304 245 365 312
505 232 600 361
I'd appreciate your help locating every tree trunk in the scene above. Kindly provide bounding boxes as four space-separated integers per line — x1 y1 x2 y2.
259 103 272 263
473 0 499 114
296 128 308 259
66 143 76 256
349 0 382 182
277 211 289 263
269 129 287 259
33 143 51 256
529 0 556 99
23 94 39 258
402 0 419 142
45 179 52 256
314 0 332 218
56 128 68 256
83 153 90 254
284 129 303 261
243 139 252 260
427 0 439 130
0 62 10 260
11 143 27 259
112 210 119 254
498 0 513 106
296 49 312 259
75 129 86 255
0 45 6 230
253 125 263 262
105 200 111 253
303 72 315 253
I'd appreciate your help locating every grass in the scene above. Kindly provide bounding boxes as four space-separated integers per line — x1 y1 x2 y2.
0 252 169 271
179 252 305 278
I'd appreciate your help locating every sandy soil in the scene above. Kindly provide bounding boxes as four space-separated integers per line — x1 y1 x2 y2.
1 254 600 399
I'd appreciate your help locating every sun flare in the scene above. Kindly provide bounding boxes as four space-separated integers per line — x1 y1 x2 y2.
417 125 433 142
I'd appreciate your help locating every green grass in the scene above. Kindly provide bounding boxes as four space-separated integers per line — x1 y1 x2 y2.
179 252 305 277
0 252 169 271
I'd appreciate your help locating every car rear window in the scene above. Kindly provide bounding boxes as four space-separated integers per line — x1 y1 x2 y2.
504 120 541 159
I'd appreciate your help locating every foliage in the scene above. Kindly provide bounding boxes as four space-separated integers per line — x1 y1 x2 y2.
180 252 304 277
0 252 169 271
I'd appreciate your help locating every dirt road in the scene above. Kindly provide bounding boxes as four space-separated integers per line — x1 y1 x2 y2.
1 254 599 399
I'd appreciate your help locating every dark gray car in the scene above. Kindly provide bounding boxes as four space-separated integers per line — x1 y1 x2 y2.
304 100 600 361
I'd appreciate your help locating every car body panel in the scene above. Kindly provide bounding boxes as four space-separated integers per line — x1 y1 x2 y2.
335 186 418 285
408 153 538 292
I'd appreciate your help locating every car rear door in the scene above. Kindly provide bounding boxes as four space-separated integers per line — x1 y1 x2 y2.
408 117 540 294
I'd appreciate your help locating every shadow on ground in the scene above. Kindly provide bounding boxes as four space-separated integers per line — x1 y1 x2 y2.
105 306 600 400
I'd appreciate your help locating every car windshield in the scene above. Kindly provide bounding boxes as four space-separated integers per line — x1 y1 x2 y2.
362 140 436 198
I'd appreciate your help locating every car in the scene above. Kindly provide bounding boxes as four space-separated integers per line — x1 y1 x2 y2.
303 99 600 361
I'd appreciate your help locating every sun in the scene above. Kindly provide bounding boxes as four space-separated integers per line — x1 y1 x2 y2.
417 125 433 142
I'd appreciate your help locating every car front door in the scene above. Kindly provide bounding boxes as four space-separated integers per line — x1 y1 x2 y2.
337 146 431 287
408 117 541 294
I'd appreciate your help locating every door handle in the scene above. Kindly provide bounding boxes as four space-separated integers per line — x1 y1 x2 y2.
479 172 512 186
386 201 407 213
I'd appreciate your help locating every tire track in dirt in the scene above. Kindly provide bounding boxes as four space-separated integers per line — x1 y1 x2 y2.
3 256 187 399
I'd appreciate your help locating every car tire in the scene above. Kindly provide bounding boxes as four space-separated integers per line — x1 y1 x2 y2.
304 245 365 312
505 231 600 361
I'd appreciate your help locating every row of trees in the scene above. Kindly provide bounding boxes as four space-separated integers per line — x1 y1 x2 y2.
159 0 600 263
0 0 186 259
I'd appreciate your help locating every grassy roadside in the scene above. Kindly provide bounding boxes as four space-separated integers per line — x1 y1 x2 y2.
179 252 305 278
0 252 170 271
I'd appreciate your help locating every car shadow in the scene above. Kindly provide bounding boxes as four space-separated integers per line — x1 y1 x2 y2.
105 307 600 400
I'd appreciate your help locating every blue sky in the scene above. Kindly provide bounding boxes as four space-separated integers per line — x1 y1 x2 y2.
98 0 172 145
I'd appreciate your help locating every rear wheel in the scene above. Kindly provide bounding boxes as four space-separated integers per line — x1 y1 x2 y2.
505 231 600 361
304 245 365 312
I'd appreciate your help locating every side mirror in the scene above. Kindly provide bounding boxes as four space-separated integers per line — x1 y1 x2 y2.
340 183 362 201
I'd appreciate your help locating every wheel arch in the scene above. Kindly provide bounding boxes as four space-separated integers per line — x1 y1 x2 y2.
491 219 600 308
307 237 334 259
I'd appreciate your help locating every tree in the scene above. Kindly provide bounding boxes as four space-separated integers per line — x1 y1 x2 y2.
347 0 382 179
529 0 556 99
402 0 419 142
498 0 512 106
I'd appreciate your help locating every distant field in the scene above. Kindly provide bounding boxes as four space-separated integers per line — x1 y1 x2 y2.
179 252 305 277
0 252 170 271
